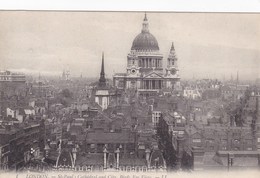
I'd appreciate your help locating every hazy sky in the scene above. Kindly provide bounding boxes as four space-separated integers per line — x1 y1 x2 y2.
0 11 259 80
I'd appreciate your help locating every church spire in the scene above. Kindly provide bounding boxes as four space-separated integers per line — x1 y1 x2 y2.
142 13 149 33
99 52 106 87
171 42 175 51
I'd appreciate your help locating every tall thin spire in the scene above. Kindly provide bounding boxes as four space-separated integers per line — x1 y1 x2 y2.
101 52 105 76
99 52 106 87
171 42 175 51
142 13 149 33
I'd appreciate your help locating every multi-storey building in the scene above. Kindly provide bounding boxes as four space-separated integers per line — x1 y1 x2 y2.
157 104 260 170
0 142 10 171
0 121 44 171
0 71 26 83
0 71 26 98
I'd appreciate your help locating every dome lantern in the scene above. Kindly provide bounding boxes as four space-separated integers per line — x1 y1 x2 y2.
142 12 149 33
131 13 159 51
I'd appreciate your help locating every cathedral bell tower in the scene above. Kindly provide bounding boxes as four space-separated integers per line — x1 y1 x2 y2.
166 42 179 77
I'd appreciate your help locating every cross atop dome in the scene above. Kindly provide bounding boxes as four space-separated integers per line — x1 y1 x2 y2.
144 12 148 21
142 13 149 33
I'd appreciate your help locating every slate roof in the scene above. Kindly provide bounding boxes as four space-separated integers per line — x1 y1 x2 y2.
86 131 135 144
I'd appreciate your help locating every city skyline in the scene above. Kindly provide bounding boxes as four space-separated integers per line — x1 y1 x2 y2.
1 10 260 174
0 11 259 80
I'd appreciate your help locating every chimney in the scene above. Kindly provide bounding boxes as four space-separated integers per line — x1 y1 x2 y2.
72 147 77 168
145 148 151 169
176 135 185 170
103 147 108 170
115 148 120 170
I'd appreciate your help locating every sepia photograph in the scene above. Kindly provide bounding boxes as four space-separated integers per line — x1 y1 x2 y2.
0 5 260 178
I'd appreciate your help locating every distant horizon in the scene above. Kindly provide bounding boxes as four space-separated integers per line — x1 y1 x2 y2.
12 70 258 84
0 11 259 81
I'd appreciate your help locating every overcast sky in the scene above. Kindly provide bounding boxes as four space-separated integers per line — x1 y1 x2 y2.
0 11 259 80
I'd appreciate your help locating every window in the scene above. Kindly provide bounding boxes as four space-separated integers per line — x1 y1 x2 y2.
234 139 240 144
222 139 227 143
193 139 201 143
207 139 214 143
178 131 184 135
176 119 181 123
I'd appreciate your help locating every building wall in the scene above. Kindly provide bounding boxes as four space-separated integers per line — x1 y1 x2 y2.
95 95 109 110
0 144 9 171
187 127 255 152
152 111 161 127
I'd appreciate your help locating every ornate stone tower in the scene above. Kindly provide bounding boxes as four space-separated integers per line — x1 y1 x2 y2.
166 42 179 77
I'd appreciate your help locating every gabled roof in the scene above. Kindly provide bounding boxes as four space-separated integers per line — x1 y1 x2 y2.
86 130 134 143
143 71 164 79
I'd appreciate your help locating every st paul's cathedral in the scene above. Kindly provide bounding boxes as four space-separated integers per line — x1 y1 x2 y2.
113 13 181 97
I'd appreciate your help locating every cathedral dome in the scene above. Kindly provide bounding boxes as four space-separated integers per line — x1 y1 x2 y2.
131 32 159 51
131 13 159 51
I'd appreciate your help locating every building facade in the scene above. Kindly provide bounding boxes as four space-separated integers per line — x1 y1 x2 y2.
113 14 181 97
0 70 26 98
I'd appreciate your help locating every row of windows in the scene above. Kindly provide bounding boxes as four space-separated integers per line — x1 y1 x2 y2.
0 76 25 81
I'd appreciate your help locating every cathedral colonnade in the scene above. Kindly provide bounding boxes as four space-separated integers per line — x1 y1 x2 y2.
138 58 162 68
141 80 163 90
